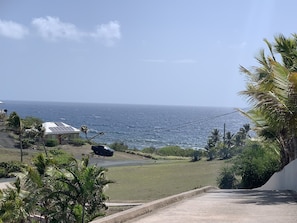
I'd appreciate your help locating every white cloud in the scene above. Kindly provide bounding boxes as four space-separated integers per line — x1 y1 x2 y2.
0 19 28 39
92 21 121 46
32 17 121 46
32 16 81 41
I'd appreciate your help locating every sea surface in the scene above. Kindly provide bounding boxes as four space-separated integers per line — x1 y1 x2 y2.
2 101 250 149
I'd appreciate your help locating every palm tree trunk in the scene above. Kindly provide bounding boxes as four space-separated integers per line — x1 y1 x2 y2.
278 136 290 168
289 136 297 162
19 134 23 163
42 138 48 157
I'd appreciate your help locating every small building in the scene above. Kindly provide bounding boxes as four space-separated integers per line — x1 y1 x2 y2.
0 101 7 121
42 122 80 144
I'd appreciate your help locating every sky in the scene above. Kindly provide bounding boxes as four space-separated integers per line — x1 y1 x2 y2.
1 0 297 108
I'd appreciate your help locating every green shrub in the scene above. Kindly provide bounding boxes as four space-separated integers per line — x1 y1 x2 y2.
142 147 156 154
48 149 73 166
22 138 34 149
234 141 281 189
15 138 33 149
70 138 86 146
0 167 7 178
191 149 203 162
157 146 179 156
0 161 22 178
109 142 129 152
156 146 195 157
45 139 59 147
22 116 43 129
217 166 238 189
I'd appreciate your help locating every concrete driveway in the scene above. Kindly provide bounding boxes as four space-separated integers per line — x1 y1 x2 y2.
126 189 297 223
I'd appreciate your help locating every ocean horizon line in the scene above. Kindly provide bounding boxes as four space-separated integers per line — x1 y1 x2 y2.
1 100 250 149
1 99 248 110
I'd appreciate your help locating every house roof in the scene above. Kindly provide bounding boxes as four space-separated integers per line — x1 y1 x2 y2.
42 122 80 135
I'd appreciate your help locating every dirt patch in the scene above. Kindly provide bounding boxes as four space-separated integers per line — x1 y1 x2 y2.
0 122 16 149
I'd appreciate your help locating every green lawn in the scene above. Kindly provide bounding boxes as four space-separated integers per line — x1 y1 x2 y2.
106 159 225 202
0 146 226 203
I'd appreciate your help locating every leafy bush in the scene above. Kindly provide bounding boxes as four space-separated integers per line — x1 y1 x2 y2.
234 141 281 189
109 141 129 152
69 138 86 146
0 167 6 178
22 116 43 129
22 138 34 149
48 149 73 166
45 138 59 147
156 146 184 156
154 146 197 157
217 166 238 189
191 149 203 162
183 148 197 157
0 161 22 178
142 147 156 154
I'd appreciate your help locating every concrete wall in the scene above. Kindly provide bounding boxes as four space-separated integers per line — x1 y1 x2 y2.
91 186 217 223
260 158 297 191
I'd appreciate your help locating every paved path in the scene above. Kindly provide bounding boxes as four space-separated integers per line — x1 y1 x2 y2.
127 189 297 223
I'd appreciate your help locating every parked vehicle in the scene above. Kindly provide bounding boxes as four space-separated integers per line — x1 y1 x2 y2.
91 145 114 157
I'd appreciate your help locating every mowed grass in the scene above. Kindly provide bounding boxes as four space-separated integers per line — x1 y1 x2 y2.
0 147 226 203
106 159 225 202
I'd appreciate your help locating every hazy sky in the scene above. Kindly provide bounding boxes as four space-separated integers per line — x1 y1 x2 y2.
1 0 296 107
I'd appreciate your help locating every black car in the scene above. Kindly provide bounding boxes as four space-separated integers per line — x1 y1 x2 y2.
91 145 114 157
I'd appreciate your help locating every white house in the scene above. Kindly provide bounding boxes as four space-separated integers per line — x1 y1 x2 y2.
0 101 7 121
42 122 80 144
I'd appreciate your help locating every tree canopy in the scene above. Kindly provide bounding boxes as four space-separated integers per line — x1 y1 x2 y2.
240 33 297 167
0 152 112 223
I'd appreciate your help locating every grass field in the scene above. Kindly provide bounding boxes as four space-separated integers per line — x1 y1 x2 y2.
106 158 225 202
0 146 226 203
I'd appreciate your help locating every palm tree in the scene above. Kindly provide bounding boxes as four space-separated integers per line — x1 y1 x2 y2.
205 137 217 161
20 153 54 222
0 177 30 222
225 131 234 149
219 131 234 159
239 34 297 167
81 125 105 145
210 129 221 144
36 156 112 222
6 112 24 162
35 123 48 157
80 125 89 141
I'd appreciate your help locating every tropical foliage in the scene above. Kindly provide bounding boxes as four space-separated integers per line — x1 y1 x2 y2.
6 112 24 162
0 152 112 223
0 177 30 223
234 141 280 188
239 34 297 167
217 140 280 189
216 166 238 189
0 161 22 178
109 141 129 152
204 124 250 160
5 112 45 161
80 125 104 144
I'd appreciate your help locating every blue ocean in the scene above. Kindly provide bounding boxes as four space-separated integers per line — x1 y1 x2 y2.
2 101 249 149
